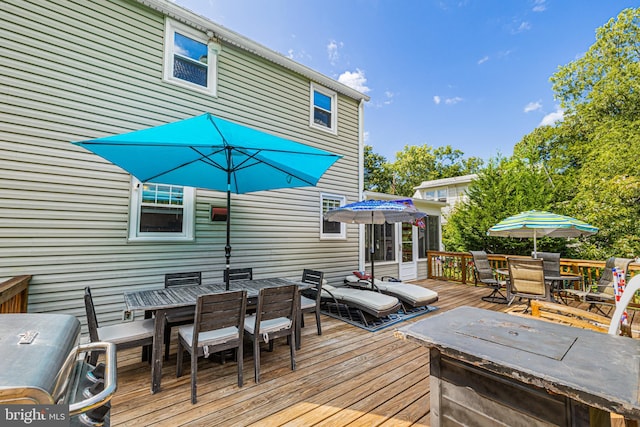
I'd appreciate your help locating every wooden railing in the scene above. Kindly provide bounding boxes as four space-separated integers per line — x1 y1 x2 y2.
426 251 639 285
0 275 31 313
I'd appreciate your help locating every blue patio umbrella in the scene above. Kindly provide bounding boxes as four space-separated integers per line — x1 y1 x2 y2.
324 199 427 284
73 113 341 289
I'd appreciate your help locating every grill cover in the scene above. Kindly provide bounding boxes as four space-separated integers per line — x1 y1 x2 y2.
0 314 81 404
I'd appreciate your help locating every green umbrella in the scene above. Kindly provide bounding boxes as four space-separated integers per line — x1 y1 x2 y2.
487 210 598 257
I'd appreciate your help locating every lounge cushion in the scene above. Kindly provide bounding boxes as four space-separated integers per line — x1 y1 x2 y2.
97 318 155 345
177 325 239 348
323 284 400 312
345 275 439 306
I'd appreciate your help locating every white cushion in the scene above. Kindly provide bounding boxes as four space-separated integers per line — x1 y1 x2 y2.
177 325 239 348
344 275 438 306
300 295 316 310
97 318 154 345
244 316 292 335
323 284 399 311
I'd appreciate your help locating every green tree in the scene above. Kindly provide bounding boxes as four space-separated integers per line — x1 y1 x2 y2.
443 156 557 255
390 144 483 196
363 145 393 193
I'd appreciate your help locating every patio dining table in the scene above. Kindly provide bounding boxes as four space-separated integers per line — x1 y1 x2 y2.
124 277 308 394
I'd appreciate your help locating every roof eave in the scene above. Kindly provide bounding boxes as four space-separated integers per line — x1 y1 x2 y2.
135 0 370 102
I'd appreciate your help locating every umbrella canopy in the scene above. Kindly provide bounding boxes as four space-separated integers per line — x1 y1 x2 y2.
74 113 341 289
487 210 598 257
324 199 427 283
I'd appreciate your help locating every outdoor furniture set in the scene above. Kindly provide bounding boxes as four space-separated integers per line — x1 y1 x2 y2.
471 250 636 317
85 271 316 402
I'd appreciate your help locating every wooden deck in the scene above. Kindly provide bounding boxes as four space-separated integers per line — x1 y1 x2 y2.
107 280 582 426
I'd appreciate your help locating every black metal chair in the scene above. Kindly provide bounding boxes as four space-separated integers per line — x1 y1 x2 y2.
470 251 507 304
84 286 154 365
164 272 202 360
244 284 297 383
176 290 247 404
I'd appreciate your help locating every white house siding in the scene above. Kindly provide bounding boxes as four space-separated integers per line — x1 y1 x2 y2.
0 0 362 327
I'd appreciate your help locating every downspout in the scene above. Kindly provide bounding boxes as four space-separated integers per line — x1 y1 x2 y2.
358 98 365 272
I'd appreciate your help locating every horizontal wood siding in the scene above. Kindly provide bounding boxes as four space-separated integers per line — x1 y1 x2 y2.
0 0 361 328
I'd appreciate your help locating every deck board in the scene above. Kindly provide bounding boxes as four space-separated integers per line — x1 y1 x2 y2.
108 280 537 426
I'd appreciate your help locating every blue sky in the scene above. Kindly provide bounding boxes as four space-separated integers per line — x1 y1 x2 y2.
173 0 637 162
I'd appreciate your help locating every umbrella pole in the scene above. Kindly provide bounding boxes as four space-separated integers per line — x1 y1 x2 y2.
370 215 375 286
533 229 537 258
225 154 232 290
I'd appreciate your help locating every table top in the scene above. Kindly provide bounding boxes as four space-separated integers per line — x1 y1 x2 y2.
496 268 581 280
397 306 640 418
124 278 306 311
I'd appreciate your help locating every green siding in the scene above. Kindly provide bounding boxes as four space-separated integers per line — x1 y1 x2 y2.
0 0 361 327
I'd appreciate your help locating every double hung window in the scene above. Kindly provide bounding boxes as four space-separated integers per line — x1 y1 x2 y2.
163 19 219 95
310 83 337 133
320 194 345 239
129 179 195 241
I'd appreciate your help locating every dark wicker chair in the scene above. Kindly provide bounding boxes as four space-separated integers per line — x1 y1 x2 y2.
176 290 247 404
470 251 507 304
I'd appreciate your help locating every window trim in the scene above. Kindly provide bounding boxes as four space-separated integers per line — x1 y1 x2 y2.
163 18 219 96
309 83 337 134
128 178 196 242
320 193 346 239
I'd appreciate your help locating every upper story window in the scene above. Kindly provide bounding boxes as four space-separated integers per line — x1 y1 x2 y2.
320 193 345 239
424 189 447 202
310 83 337 133
163 19 219 95
129 179 195 241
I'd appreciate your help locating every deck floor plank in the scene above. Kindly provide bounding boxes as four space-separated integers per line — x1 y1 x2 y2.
109 280 531 426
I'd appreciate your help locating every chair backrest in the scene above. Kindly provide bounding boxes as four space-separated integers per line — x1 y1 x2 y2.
507 258 547 298
192 290 247 348
224 268 253 283
255 285 297 324
470 251 495 283
301 269 325 305
84 287 100 342
533 252 561 277
165 271 202 288
598 257 633 295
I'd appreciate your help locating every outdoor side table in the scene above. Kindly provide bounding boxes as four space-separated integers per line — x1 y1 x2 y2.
396 306 640 426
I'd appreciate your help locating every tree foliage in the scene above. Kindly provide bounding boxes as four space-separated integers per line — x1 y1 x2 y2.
445 8 640 259
363 145 393 193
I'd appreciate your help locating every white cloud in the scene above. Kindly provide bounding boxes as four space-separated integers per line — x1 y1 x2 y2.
478 56 489 65
327 40 343 65
539 106 564 126
338 69 370 93
532 0 546 12
384 91 394 105
444 96 463 105
524 101 542 113
363 131 370 142
433 95 441 105
517 21 532 32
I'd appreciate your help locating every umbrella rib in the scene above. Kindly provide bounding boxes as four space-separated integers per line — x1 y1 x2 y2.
140 147 227 182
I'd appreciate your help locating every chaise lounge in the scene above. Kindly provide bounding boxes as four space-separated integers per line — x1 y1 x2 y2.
319 283 402 327
344 274 439 310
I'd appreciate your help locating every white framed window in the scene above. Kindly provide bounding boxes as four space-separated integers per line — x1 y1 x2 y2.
424 189 447 202
320 193 346 239
128 179 195 241
163 19 219 95
310 83 337 133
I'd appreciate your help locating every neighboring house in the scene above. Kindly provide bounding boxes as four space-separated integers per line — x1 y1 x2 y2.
361 191 444 282
413 174 477 225
1 0 368 324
